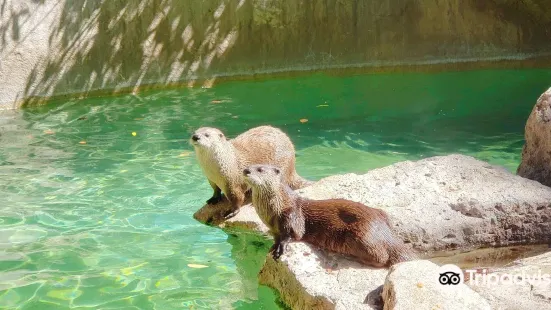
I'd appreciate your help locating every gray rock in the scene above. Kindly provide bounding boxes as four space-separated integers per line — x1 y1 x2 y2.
193 154 551 309
296 154 551 253
517 87 551 188
466 251 551 309
382 260 491 310
196 154 551 253
258 242 388 310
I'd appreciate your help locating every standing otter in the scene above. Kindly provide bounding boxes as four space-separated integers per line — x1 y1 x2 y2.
243 164 416 268
190 126 312 219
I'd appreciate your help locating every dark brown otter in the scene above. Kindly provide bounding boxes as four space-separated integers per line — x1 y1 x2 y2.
243 164 416 268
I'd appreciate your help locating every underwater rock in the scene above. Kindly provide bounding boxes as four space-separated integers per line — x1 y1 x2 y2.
199 154 551 309
466 251 551 309
382 260 491 310
517 87 551 188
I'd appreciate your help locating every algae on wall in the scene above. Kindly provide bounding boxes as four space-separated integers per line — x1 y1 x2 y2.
1 0 551 109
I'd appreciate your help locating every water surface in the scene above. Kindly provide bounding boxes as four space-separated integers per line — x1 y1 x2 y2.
1 68 551 309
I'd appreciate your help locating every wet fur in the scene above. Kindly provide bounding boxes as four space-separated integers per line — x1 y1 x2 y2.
191 126 312 220
246 165 416 268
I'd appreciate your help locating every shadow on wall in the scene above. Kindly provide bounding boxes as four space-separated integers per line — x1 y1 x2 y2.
2 0 551 108
20 0 247 106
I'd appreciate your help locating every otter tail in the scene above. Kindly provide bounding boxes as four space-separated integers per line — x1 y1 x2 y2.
389 244 418 265
289 172 315 190
364 219 418 267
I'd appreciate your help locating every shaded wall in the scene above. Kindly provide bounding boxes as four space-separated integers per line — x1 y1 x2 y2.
1 0 551 110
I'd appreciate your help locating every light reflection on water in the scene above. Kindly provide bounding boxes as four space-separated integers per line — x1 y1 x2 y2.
1 69 551 309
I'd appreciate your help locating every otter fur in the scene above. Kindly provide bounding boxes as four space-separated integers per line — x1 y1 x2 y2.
243 164 416 268
190 126 312 219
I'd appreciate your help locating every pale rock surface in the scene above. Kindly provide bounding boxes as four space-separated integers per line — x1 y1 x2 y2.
296 154 551 253
382 260 491 310
466 251 551 309
258 242 388 310
517 87 551 188
192 154 551 309
196 154 551 252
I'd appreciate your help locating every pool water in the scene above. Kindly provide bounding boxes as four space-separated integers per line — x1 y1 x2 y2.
1 68 551 309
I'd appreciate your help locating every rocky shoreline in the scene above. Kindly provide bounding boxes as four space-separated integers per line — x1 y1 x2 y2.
194 154 551 309
194 88 551 309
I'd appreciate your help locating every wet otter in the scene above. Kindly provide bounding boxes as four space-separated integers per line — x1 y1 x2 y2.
190 126 312 220
243 164 416 268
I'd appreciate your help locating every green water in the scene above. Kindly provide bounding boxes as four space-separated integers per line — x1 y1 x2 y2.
1 69 550 309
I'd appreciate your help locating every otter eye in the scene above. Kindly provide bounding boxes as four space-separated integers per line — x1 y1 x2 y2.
257 167 263 173
205 133 210 137
274 168 280 174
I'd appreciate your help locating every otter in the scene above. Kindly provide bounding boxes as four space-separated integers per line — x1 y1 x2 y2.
190 126 312 219
243 164 416 268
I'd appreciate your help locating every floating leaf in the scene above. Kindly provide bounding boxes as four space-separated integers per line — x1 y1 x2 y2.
300 119 308 123
79 141 86 144
121 262 149 276
132 132 137 136
211 100 223 104
187 264 208 269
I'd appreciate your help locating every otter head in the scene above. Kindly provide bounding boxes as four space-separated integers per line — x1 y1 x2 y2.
243 164 282 191
190 127 227 149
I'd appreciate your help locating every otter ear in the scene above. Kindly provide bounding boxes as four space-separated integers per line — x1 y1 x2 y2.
274 168 280 174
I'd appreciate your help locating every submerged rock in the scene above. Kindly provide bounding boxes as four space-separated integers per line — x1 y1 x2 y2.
517 87 551 187
382 260 491 310
194 154 551 309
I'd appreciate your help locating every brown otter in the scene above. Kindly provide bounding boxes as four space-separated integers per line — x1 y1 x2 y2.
190 126 312 220
243 164 416 268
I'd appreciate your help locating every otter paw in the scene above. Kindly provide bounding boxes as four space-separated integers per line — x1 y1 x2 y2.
270 243 284 260
222 209 240 220
206 196 222 205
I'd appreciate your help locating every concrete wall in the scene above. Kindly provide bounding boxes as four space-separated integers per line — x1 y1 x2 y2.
1 0 551 110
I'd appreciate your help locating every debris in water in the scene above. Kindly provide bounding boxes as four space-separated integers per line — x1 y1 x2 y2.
79 141 86 144
317 104 329 107
300 119 308 123
132 132 137 136
44 129 54 134
211 100 223 104
187 264 208 269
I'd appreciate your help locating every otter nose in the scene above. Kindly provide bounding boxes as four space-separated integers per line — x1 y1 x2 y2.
192 134 200 141
243 168 250 175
